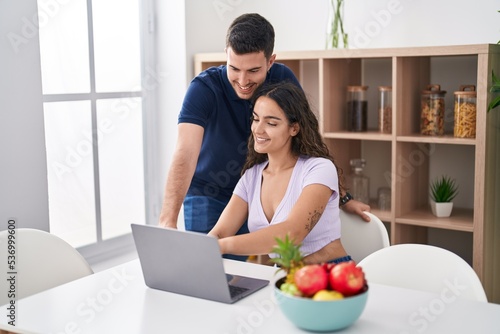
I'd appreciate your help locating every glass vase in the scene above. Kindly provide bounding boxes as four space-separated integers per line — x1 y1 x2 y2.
326 0 348 49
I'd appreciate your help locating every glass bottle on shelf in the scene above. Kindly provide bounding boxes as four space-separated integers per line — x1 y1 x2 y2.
378 86 392 133
346 86 368 132
348 159 370 205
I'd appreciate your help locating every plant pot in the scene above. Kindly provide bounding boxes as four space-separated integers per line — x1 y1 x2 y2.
430 200 453 217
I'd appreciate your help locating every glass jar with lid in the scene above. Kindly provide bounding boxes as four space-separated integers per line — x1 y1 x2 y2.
346 86 368 132
377 187 391 211
454 85 476 138
378 86 392 133
421 84 446 136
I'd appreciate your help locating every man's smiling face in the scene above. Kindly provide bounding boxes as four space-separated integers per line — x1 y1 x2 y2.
225 47 275 100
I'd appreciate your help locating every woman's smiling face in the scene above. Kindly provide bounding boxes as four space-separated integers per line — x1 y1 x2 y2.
251 96 298 155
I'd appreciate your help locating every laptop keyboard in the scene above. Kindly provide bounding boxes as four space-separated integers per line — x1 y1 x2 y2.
229 285 249 299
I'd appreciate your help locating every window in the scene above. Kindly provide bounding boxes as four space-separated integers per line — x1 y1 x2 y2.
38 0 150 251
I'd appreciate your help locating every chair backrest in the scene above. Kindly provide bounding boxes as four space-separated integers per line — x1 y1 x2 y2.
357 243 487 302
0 228 93 305
340 210 390 264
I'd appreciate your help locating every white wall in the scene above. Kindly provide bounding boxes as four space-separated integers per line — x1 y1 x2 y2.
183 0 329 77
152 0 187 225
156 0 499 208
0 0 49 231
344 0 499 49
180 0 499 79
1 0 498 237
166 0 498 264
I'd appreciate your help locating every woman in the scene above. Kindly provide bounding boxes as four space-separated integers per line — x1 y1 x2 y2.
208 81 351 264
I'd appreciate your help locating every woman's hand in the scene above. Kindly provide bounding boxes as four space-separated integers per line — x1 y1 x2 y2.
217 237 227 254
341 199 371 222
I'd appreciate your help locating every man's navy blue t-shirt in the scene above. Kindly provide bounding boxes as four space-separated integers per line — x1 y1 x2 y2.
178 63 301 203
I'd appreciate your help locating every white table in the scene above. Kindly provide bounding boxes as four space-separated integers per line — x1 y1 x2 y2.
1 259 499 334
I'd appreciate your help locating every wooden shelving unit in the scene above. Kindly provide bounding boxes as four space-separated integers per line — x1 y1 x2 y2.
194 44 500 302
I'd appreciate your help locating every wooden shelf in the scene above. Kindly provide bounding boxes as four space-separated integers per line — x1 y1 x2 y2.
194 43 500 302
396 207 474 232
323 131 393 141
396 134 476 145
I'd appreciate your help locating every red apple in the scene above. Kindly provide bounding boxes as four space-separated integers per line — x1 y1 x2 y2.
294 264 328 297
329 261 365 296
322 262 336 273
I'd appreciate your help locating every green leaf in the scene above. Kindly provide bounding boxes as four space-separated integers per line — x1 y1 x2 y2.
269 234 303 273
487 95 500 113
492 71 500 87
430 176 459 202
487 71 500 112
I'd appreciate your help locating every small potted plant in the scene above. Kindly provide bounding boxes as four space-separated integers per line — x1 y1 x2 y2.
429 175 459 217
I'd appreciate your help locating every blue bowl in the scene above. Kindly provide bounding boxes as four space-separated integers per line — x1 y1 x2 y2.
274 277 369 332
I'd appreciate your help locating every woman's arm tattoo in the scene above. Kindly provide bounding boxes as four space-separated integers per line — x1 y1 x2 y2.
305 207 323 232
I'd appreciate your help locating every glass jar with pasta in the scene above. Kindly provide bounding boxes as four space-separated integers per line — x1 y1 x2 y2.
454 85 476 138
378 86 392 134
421 84 446 136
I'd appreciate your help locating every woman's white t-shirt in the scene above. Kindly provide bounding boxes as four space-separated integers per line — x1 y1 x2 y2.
233 156 341 257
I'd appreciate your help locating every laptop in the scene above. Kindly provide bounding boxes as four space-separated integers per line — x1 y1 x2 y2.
131 224 269 304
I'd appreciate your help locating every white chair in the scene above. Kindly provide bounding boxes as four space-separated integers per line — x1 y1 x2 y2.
0 228 93 306
340 210 390 264
358 243 487 302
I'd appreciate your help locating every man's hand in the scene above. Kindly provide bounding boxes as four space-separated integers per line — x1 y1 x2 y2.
158 217 177 229
157 196 180 229
341 199 371 222
158 209 178 229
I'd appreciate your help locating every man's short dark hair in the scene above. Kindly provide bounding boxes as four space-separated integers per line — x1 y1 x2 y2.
226 13 275 59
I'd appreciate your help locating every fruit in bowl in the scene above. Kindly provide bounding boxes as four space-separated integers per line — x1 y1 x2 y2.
274 277 369 332
271 236 369 332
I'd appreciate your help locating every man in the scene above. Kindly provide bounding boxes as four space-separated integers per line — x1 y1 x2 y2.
158 13 370 245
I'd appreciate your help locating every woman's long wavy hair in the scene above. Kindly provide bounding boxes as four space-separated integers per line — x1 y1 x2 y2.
242 81 345 195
